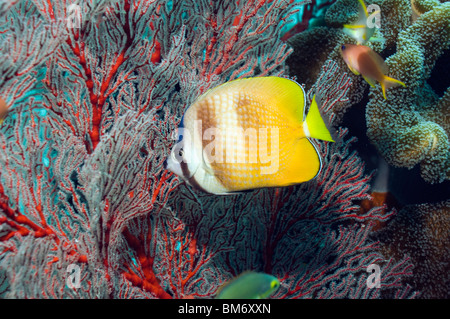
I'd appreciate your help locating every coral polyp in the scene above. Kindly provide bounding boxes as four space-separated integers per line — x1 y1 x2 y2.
366 1 450 184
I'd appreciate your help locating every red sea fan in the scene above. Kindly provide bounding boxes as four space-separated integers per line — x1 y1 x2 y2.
0 0 416 298
0 0 298 298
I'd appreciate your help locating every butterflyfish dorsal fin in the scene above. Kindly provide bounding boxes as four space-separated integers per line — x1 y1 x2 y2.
206 77 306 125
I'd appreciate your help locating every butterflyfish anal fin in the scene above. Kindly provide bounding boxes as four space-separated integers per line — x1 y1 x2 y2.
277 138 321 185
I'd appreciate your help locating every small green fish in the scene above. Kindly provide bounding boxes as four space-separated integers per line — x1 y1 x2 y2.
216 272 280 299
343 0 383 45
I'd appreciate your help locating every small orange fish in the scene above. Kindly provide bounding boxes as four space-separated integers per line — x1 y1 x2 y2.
340 44 406 99
0 96 8 124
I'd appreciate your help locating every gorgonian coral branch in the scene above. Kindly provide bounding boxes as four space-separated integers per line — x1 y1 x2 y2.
0 0 302 298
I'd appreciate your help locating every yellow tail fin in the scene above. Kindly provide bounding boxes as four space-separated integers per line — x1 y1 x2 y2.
304 95 334 142
381 75 406 99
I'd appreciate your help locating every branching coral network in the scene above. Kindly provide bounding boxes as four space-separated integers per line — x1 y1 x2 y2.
367 1 450 184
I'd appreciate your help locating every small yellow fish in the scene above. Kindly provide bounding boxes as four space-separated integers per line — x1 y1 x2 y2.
216 272 280 299
0 96 7 124
340 43 406 99
165 77 334 195
343 0 382 45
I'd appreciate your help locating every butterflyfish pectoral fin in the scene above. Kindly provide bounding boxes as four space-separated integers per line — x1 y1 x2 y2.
210 76 306 124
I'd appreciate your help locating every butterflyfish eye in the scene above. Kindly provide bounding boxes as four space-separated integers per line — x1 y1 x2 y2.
341 45 346 50
171 147 184 162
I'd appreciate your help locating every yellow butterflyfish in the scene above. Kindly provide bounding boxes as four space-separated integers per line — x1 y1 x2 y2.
165 76 334 195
